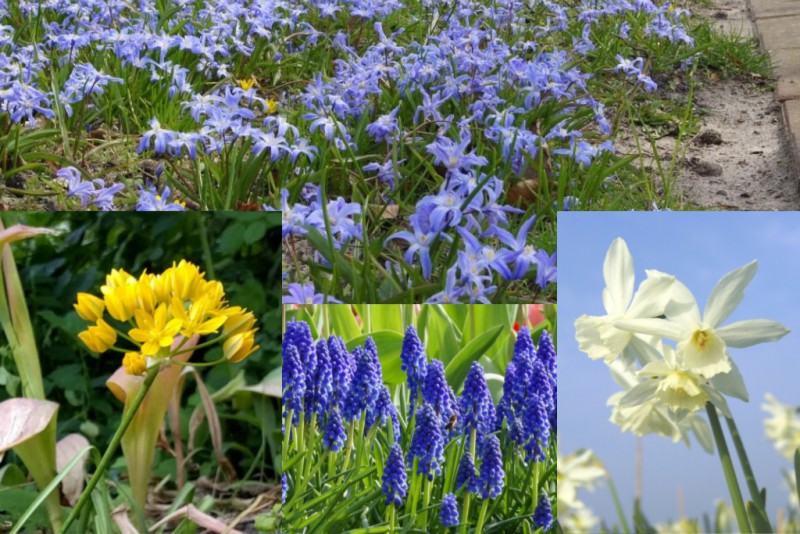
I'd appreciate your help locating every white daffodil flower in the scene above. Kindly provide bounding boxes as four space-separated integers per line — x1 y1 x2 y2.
607 359 715 453
560 506 601 534
762 393 800 461
575 237 675 365
619 343 731 418
615 260 790 380
557 448 606 512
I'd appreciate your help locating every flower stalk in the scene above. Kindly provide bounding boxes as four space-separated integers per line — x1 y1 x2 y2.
706 402 752 534
60 366 159 533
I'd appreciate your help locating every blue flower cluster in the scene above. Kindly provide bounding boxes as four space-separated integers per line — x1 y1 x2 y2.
282 320 400 445
283 317 559 529
496 327 557 462
279 0 695 301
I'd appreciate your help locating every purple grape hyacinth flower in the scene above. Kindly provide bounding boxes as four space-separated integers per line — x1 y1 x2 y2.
477 434 505 499
440 493 459 527
382 444 408 507
408 403 445 481
400 326 428 418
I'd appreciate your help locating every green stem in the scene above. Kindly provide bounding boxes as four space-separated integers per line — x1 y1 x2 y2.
460 493 472 534
60 367 160 533
474 499 490 534
706 402 752 534
606 472 630 534
725 416 768 512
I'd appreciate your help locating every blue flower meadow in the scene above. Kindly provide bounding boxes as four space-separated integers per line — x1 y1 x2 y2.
282 319 558 532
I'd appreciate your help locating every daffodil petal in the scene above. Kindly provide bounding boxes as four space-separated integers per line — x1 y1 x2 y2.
618 381 658 408
703 260 758 327
716 319 790 348
664 278 701 327
602 238 634 315
575 315 617 361
614 317 685 341
627 270 676 318
709 360 749 402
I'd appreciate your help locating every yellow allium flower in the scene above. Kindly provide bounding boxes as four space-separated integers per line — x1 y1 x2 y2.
169 296 227 337
221 307 257 336
101 268 136 292
266 99 278 114
168 260 206 302
74 293 105 322
223 330 259 363
129 303 183 356
104 282 138 322
78 319 117 353
122 352 147 376
75 260 259 368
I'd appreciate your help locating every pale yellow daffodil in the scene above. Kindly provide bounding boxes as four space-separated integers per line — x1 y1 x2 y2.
615 260 790 380
574 237 675 366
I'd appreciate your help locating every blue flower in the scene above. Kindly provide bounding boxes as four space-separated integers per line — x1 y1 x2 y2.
400 326 428 418
136 184 186 211
366 105 400 142
408 403 445 481
328 335 354 407
523 393 550 462
342 345 381 422
455 452 477 492
477 434 504 499
282 344 306 417
458 362 494 442
536 330 557 383
322 406 347 452
440 493 459 527
282 473 287 504
382 444 408 507
534 492 553 531
137 118 175 154
422 359 456 424
282 282 342 304
283 321 316 395
310 339 333 417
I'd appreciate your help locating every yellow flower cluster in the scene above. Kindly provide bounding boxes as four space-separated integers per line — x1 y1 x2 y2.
75 260 259 375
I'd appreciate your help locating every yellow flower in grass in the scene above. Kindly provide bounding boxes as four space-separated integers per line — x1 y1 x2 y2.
122 352 147 376
78 319 117 353
238 77 256 91
74 293 105 322
129 303 183 356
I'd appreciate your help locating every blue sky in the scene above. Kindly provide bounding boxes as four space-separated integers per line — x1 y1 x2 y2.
558 211 800 529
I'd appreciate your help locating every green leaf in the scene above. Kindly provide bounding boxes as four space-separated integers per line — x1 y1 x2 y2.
10 444 94 534
794 449 800 512
243 220 268 245
746 500 772 534
461 305 517 367
346 331 405 385
444 324 504 389
423 305 460 367
0 464 26 486
327 305 362 341
0 488 50 531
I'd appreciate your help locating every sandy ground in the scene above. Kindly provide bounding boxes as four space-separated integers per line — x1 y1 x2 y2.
669 80 799 210
664 0 800 210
